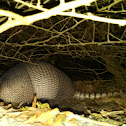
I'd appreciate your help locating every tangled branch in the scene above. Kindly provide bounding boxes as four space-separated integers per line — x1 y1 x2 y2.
0 0 126 33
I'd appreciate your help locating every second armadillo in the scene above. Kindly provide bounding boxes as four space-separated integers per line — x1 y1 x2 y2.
0 61 119 105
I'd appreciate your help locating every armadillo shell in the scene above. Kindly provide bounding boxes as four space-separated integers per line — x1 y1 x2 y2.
0 64 34 105
25 61 75 99
0 61 75 105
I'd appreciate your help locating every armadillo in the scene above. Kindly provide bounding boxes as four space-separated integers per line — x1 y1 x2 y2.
0 61 119 105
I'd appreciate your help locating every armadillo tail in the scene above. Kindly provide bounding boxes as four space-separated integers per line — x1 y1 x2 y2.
73 91 120 100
